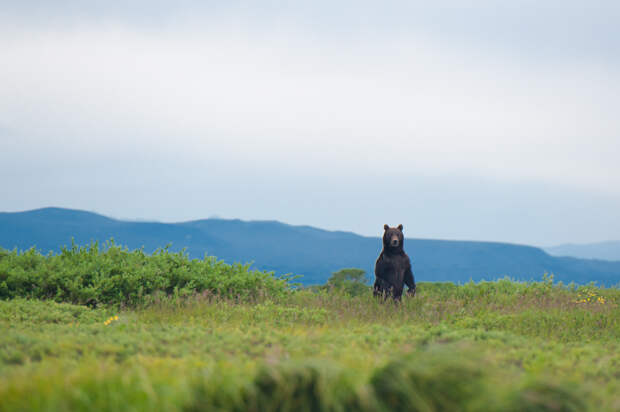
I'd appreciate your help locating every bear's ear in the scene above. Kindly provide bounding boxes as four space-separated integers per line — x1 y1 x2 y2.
384 224 389 231
397 224 403 231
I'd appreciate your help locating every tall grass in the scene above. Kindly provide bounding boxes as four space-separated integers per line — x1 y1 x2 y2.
0 245 619 411
1 280 619 411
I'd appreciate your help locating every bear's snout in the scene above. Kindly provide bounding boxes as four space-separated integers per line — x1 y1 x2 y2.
390 237 400 247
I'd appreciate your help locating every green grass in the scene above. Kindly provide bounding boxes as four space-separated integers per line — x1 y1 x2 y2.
1 279 619 411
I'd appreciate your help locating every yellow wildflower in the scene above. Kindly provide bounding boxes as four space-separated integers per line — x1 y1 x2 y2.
104 315 120 325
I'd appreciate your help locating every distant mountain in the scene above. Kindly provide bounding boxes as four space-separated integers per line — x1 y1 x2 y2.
1 207 620 286
544 241 620 262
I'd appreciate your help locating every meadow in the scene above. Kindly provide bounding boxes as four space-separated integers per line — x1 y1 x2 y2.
0 245 619 411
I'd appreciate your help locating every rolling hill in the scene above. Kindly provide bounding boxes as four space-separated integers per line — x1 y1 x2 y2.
544 241 620 261
1 207 620 286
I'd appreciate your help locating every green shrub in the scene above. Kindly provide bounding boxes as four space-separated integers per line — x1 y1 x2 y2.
322 268 372 297
186 361 370 412
370 349 487 412
0 241 291 307
505 381 586 412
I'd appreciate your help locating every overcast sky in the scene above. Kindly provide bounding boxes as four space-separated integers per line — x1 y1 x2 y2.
1 1 619 246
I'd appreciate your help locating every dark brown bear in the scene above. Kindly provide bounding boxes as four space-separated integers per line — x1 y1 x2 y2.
374 224 416 301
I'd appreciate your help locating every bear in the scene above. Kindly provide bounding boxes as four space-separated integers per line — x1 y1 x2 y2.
374 224 416 301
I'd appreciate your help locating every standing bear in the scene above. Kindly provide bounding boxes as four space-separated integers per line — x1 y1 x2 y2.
374 224 416 300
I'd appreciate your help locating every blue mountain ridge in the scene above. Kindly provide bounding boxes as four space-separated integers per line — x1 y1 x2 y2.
544 241 620 262
1 207 619 286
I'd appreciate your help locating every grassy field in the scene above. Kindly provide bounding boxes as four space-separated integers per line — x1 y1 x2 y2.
1 278 619 411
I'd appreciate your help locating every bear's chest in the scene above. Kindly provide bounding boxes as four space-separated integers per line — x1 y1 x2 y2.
381 255 406 277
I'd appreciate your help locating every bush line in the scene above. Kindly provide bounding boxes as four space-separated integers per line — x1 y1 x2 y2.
0 241 292 307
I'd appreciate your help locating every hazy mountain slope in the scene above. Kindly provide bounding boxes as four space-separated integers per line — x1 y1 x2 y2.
1 208 619 286
0 208 222 255
544 241 620 261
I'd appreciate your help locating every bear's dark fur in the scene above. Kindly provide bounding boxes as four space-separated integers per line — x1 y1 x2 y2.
374 224 416 301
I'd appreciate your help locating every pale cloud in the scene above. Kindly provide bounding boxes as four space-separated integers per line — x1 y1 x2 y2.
2 25 618 185
1 2 619 245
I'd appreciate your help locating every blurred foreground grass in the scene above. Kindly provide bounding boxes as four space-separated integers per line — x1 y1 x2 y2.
1 280 619 411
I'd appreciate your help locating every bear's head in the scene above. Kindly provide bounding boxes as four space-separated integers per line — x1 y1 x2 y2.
383 224 404 250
